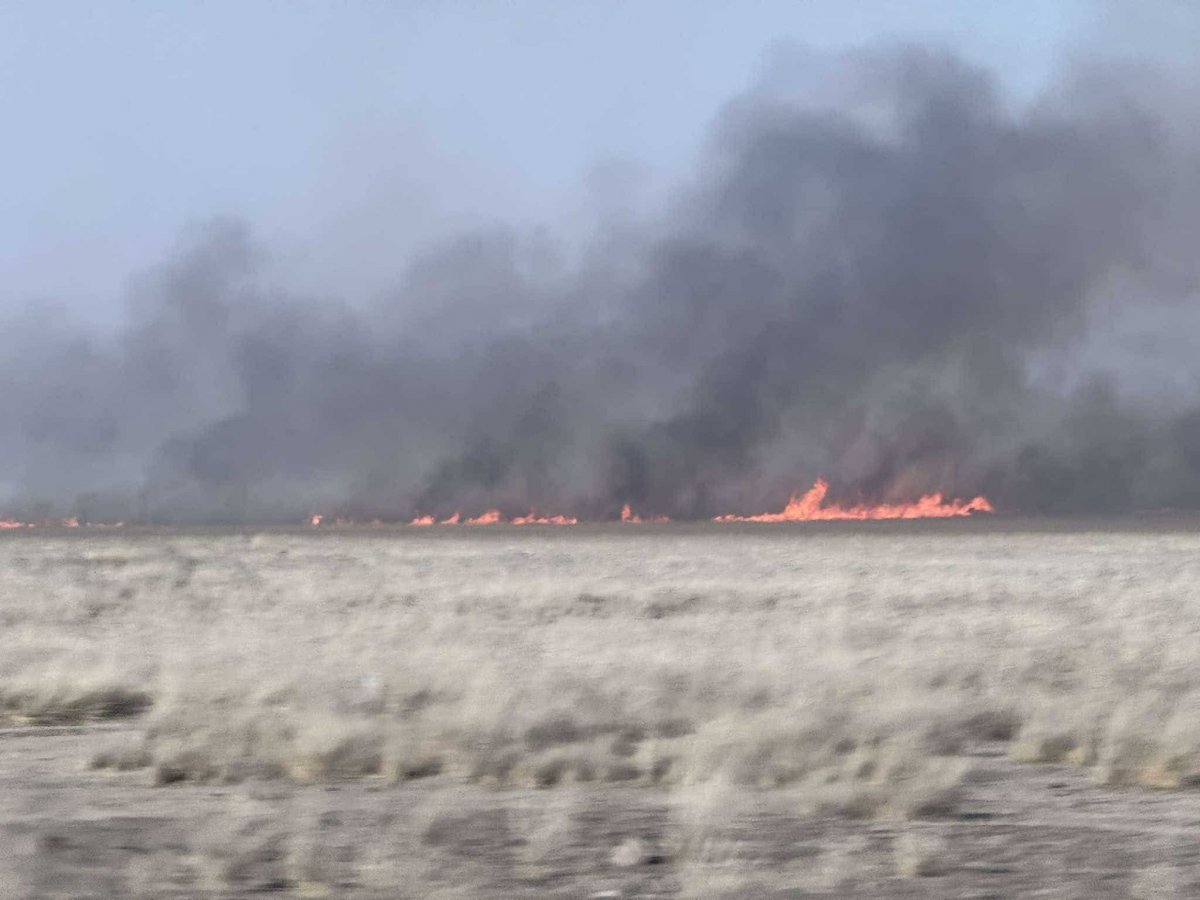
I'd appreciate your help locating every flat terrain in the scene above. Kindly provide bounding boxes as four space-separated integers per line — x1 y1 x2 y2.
3 522 1200 897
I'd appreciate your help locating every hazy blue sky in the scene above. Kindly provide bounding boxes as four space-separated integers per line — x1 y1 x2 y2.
0 1 1188 318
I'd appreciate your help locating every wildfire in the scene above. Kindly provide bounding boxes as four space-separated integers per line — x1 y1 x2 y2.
0 518 123 529
713 478 993 522
403 509 579 526
620 503 670 523
466 509 503 525
307 479 992 528
511 510 579 525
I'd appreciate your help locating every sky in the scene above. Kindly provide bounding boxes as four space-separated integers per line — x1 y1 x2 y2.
0 0 1102 321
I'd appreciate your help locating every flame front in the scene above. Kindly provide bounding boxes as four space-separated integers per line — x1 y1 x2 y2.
511 511 579 525
0 517 123 529
713 478 993 522
466 509 503 525
621 503 670 523
401 509 579 526
0 480 995 531
304 479 991 528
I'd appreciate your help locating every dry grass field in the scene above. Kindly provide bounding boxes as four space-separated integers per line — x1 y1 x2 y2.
4 522 1200 897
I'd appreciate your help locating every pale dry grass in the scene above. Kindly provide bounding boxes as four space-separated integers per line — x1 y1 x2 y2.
3 524 1200 819
893 828 948 878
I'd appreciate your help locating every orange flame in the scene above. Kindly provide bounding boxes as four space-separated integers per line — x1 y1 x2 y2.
412 509 581 525
302 481 990 528
713 478 993 522
620 503 670 523
466 509 503 525
305 481 992 528
511 510 579 525
0 517 124 529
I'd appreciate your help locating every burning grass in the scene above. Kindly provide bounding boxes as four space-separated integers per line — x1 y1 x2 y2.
2 525 1200 820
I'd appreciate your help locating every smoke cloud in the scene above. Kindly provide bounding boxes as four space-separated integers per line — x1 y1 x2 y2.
3 45 1199 522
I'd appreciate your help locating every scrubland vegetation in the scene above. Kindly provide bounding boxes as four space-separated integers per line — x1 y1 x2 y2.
5 526 1200 795
3 524 1200 895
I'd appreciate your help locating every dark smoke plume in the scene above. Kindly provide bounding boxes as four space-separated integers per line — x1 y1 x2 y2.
3 46 1199 522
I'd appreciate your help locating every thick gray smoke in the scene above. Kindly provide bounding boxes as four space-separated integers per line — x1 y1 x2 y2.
3 46 1199 522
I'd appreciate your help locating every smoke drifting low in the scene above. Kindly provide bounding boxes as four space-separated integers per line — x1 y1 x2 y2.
4 46 1199 522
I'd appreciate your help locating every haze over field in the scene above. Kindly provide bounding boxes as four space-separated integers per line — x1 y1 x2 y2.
2 4 1199 524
